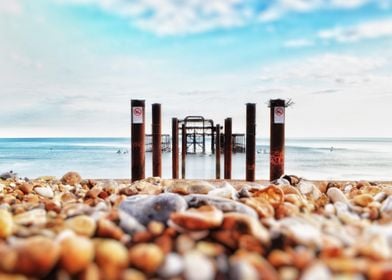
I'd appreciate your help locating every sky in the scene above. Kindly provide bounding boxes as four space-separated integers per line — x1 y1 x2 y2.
0 0 392 138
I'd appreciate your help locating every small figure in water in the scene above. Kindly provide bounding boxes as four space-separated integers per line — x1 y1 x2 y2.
330 146 334 152
116 149 121 154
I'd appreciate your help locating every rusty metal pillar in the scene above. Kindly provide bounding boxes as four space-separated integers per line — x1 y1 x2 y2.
181 123 186 179
246 103 256 182
224 118 232 179
215 124 221 179
131 99 145 182
172 118 179 179
152 103 161 177
269 99 286 181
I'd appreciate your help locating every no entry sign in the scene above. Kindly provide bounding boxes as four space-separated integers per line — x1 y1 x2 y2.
132 107 143 124
274 106 285 124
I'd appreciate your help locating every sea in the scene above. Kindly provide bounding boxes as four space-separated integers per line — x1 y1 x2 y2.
1 138 392 181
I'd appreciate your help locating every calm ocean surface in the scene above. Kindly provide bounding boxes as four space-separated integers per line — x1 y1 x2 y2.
0 138 392 181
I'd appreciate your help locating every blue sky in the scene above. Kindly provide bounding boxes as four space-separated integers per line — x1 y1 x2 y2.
0 0 392 137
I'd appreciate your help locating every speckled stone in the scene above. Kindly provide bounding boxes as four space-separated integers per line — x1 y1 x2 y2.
185 194 258 218
119 193 187 225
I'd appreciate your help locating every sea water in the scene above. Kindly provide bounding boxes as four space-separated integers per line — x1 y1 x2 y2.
0 138 392 181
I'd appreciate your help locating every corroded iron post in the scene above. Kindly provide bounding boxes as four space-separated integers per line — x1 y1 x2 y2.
131 99 145 182
181 123 186 179
224 118 232 179
172 118 179 179
152 103 161 177
269 99 286 181
246 103 256 182
215 124 221 179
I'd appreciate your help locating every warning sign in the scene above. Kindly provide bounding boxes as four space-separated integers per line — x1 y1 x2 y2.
132 107 143 124
274 107 285 124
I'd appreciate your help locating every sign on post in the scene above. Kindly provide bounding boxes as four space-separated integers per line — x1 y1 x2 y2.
132 107 144 124
274 106 285 124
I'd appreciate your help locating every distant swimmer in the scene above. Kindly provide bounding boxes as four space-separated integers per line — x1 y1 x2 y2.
116 149 121 154
330 146 334 152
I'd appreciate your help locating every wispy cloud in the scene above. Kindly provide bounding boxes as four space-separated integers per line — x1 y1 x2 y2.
56 0 390 35
259 53 387 85
56 0 257 35
284 38 314 48
259 0 383 22
318 18 392 42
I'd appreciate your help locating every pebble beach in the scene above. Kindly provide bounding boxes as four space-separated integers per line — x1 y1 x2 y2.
0 172 391 280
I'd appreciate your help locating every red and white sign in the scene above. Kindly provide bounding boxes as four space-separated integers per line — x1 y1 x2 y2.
274 106 285 124
132 107 143 124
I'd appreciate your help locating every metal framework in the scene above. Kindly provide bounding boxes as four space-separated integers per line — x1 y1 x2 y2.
145 134 171 152
178 116 215 154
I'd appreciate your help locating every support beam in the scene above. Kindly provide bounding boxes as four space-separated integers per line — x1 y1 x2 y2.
215 124 221 179
269 99 286 181
131 99 145 182
246 103 256 182
224 118 232 179
152 103 162 177
181 123 186 179
171 118 179 179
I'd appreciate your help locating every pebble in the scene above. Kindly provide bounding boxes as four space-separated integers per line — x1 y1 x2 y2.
208 182 238 200
95 239 128 280
157 253 184 278
15 236 60 278
61 171 82 186
170 205 223 230
229 259 259 280
118 210 146 234
184 250 215 280
353 194 373 207
128 244 164 274
59 235 94 274
187 181 215 194
302 262 331 280
252 185 284 208
381 196 392 214
327 187 350 204
0 209 13 238
64 215 96 237
119 193 187 225
13 209 47 226
279 217 322 247
122 268 146 280
222 212 270 244
185 194 258 218
34 186 54 198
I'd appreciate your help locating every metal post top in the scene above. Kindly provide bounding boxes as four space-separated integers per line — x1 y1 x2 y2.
131 99 145 106
268 99 286 107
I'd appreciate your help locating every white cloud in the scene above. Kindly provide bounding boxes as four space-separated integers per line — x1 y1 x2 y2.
0 0 23 15
284 38 314 48
259 0 385 22
257 52 392 137
318 18 392 42
56 0 390 35
56 0 256 35
259 53 387 85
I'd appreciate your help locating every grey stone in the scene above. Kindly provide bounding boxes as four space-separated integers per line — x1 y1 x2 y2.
185 194 258 218
119 193 188 225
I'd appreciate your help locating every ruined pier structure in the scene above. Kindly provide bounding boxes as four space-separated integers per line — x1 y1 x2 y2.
131 99 288 182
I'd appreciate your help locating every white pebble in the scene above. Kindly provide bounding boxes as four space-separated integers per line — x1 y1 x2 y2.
35 186 54 198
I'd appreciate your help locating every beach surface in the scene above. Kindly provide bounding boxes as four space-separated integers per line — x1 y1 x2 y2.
0 172 392 279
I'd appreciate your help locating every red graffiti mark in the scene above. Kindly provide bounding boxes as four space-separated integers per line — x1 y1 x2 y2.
270 151 284 166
